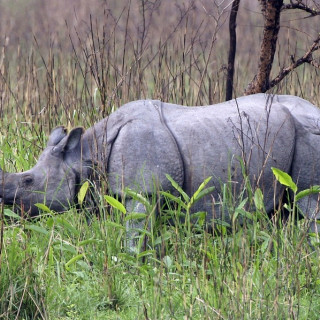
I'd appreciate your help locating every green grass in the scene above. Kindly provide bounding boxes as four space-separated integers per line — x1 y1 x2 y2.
1 172 320 319
1 193 320 319
1 1 320 319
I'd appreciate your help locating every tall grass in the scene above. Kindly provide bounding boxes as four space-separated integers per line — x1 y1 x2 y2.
0 0 320 319
1 180 319 319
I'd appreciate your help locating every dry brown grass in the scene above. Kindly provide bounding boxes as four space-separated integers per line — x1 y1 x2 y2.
0 0 319 132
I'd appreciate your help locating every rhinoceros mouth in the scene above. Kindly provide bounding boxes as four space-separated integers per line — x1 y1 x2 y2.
0 196 16 207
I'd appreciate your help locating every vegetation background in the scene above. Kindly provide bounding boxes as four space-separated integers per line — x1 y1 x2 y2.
0 0 320 319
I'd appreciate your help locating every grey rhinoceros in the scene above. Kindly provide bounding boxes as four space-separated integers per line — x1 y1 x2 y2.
1 93 320 235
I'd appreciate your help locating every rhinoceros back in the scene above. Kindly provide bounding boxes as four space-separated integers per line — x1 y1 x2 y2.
160 97 296 221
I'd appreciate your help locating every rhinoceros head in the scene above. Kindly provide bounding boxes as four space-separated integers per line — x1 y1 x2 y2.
0 126 86 216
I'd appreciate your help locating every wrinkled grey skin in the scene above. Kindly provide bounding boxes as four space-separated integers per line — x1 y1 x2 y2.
1 93 320 239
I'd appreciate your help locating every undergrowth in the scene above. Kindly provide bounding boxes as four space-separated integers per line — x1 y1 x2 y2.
1 173 320 319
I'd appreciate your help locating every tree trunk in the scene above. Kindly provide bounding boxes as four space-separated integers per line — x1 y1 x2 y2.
226 0 240 101
245 0 283 94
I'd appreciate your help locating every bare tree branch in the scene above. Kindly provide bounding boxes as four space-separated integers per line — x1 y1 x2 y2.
282 2 320 17
269 34 320 88
226 0 240 101
244 0 320 95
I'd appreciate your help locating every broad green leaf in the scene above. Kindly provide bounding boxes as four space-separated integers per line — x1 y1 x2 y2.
105 221 126 230
78 181 89 205
271 167 297 193
35 203 52 213
133 228 152 237
125 212 147 221
24 224 49 235
125 189 151 209
235 208 253 220
233 199 249 222
254 188 265 211
4 209 21 219
118 252 136 264
137 250 156 259
191 211 207 219
189 176 212 208
65 253 85 271
237 198 247 210
213 219 231 228
191 187 215 204
104 195 126 213
166 174 190 203
296 185 320 201
160 191 188 209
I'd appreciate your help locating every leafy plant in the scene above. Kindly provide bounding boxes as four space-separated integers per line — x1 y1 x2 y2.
272 166 320 219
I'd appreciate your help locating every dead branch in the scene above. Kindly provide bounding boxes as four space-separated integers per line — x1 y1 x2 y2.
282 2 320 17
269 34 320 89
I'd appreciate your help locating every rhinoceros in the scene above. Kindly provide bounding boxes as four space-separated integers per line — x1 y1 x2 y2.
1 93 320 235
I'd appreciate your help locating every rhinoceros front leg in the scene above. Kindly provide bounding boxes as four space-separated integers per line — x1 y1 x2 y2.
125 199 151 253
106 112 184 252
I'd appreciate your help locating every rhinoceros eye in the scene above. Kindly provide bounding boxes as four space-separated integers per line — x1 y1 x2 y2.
22 176 34 186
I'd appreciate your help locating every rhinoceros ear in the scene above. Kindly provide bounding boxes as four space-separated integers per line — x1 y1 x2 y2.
47 126 67 146
52 127 84 156
63 127 84 152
